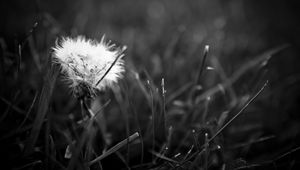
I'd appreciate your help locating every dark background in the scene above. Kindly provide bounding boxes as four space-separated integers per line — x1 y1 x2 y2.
1 0 300 169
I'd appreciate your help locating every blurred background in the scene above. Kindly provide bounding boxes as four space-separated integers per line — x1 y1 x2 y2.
1 0 300 169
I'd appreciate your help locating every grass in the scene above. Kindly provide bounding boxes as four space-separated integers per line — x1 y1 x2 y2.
1 1 300 170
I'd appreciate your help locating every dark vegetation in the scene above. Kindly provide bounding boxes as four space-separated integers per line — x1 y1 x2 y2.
1 0 300 169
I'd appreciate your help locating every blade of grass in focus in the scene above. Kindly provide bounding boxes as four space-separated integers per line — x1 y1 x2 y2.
88 132 140 166
208 81 269 143
176 81 268 167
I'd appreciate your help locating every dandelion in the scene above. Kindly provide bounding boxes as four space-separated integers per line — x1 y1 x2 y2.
52 35 126 98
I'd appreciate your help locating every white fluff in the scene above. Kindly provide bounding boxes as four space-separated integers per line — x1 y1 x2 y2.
52 36 125 96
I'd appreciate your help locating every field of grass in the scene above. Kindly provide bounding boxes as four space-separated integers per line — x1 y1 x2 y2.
1 0 300 169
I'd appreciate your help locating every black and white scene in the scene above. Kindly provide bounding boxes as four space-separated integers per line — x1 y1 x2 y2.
1 0 300 169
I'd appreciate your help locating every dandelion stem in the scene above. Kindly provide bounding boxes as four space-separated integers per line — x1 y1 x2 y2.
81 98 94 117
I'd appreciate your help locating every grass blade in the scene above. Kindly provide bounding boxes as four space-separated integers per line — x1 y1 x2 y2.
166 82 193 105
208 81 268 143
16 91 38 131
178 81 268 167
150 150 179 164
196 45 287 101
195 45 209 85
88 132 140 166
95 46 126 86
25 58 58 154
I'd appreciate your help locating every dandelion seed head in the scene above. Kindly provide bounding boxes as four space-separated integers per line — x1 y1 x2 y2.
52 36 125 97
